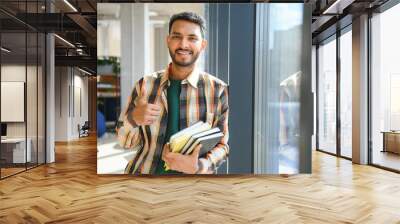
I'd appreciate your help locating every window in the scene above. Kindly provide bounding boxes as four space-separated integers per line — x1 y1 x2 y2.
339 28 352 158
317 36 337 155
254 3 310 174
371 3 400 171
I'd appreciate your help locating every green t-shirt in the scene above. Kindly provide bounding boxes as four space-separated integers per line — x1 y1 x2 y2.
155 79 182 174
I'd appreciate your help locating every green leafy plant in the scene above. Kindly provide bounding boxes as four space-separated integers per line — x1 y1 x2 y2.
97 56 121 75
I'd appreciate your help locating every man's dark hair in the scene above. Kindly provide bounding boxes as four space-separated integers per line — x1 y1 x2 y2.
169 12 206 38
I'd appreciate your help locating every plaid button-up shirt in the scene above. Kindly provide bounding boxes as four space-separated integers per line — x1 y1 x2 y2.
118 65 229 174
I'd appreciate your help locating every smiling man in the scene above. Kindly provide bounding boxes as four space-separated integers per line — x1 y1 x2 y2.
118 12 229 175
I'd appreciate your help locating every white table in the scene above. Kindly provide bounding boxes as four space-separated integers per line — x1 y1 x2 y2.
97 133 136 174
1 138 31 163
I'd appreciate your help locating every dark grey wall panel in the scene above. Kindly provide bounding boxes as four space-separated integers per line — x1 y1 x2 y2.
299 4 313 173
206 3 255 174
228 4 255 174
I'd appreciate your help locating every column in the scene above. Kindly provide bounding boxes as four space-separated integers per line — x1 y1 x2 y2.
120 4 150 109
46 33 55 163
352 14 369 164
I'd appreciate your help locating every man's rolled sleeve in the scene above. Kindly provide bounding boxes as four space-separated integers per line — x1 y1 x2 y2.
199 85 229 174
117 80 143 149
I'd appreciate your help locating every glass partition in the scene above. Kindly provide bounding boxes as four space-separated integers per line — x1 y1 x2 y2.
0 1 46 179
1 30 28 177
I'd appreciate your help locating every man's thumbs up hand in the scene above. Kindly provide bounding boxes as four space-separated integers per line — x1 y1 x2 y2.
132 96 161 126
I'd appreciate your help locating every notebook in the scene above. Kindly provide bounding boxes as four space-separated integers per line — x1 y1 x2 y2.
169 121 211 153
180 127 221 155
184 132 224 156
164 121 224 171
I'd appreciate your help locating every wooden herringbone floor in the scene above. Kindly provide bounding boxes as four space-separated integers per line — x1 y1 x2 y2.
1 135 400 224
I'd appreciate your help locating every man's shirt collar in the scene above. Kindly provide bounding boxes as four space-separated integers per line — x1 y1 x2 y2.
161 63 200 89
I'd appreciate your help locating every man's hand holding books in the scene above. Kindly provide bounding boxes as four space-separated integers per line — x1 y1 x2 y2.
162 143 202 174
161 121 224 174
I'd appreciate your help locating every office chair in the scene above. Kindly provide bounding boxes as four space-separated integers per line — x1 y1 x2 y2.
78 121 90 138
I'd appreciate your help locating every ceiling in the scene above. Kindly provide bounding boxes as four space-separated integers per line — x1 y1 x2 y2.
311 0 390 44
0 0 97 74
97 3 205 19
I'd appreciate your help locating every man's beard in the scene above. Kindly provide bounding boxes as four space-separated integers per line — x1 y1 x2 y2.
169 48 200 67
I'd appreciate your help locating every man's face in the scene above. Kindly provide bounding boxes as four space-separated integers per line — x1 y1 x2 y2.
167 19 207 67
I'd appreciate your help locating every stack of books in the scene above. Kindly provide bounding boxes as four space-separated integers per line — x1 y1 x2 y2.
165 121 223 170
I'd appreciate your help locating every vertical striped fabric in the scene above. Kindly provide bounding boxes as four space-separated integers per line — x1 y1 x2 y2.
118 65 229 174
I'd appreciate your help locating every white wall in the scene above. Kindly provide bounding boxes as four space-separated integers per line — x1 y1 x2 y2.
55 67 68 141
2 64 46 164
71 73 89 138
1 66 26 130
1 65 33 138
55 67 89 141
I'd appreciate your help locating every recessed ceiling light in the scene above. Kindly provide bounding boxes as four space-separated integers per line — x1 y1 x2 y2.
54 34 75 48
322 0 353 15
63 0 78 12
78 67 92 76
1 47 11 53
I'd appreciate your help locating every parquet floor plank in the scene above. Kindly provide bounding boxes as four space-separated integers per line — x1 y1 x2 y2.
0 135 399 223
